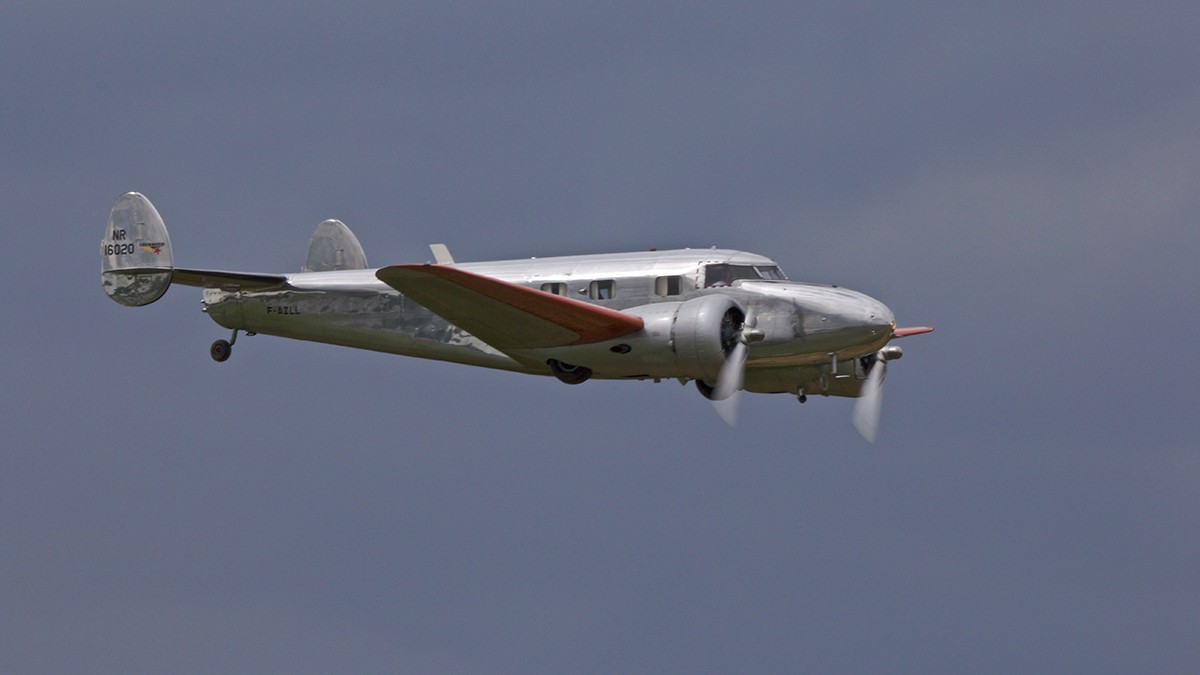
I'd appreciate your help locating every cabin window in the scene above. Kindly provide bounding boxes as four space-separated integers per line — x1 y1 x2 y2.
589 280 615 300
655 275 683 296
540 282 568 296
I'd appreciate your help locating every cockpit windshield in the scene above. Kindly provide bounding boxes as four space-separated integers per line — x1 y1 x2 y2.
756 265 787 280
704 263 788 287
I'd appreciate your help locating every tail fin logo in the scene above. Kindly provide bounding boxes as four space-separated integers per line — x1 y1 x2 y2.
140 242 165 254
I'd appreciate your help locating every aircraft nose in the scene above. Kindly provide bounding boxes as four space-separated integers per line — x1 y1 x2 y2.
847 292 895 345
865 296 894 329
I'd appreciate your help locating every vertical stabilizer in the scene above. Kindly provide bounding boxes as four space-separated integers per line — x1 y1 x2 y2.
101 192 173 306
302 219 368 272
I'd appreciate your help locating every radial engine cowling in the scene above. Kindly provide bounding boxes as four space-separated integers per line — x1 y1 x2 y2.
526 293 746 381
669 294 744 381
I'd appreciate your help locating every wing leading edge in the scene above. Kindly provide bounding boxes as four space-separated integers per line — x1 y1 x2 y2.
376 264 644 350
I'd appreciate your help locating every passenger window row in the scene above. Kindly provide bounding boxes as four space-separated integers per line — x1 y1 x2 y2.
539 275 688 300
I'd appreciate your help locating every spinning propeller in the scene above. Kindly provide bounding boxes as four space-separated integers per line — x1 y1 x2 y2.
711 338 748 426
711 312 912 442
851 353 887 443
710 309 753 426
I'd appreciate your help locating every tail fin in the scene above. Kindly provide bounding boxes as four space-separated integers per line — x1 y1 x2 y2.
101 192 173 306
301 219 368 272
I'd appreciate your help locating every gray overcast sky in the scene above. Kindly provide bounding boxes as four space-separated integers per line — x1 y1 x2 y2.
4 2 1199 672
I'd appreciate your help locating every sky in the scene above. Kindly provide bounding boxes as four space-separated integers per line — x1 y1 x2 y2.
3 1 1199 672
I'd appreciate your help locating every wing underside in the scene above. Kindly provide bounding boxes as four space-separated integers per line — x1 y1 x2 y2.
375 264 644 350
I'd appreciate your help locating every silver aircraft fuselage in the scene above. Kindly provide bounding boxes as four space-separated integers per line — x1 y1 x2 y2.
102 191 931 432
199 248 895 397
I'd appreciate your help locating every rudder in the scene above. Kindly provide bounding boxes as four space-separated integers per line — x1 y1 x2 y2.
301 219 368 272
101 192 173 306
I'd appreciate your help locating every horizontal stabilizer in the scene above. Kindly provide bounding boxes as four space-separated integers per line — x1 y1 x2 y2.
172 269 288 290
376 264 644 350
101 191 289 305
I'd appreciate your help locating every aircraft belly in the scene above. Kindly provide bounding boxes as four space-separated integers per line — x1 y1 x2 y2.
202 289 535 374
742 363 866 398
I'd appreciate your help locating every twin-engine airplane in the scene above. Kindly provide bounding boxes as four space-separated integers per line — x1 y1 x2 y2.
101 192 931 440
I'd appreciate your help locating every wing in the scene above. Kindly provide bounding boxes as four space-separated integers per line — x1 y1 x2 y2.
376 264 644 350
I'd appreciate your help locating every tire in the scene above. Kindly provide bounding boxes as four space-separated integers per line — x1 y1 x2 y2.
210 339 232 362
548 359 591 385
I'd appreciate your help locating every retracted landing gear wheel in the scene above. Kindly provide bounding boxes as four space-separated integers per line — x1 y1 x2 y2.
548 359 592 385
695 379 716 400
210 339 232 362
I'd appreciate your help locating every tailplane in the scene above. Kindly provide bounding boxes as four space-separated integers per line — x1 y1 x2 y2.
101 192 173 306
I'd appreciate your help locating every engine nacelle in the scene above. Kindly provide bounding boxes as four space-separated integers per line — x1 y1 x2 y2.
524 294 745 381
669 294 744 381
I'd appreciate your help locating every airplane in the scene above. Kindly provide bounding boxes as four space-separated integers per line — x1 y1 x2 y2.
101 192 932 440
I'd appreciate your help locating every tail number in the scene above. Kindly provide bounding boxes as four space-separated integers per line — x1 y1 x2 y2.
104 242 138 256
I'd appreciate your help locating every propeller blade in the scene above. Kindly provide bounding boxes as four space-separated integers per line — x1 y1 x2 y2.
852 358 886 443
712 341 747 426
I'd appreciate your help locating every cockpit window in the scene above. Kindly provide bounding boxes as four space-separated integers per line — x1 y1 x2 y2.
704 264 787 287
756 265 787 280
704 264 756 287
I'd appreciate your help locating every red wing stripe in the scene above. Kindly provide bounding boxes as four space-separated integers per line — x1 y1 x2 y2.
419 265 642 343
377 264 644 347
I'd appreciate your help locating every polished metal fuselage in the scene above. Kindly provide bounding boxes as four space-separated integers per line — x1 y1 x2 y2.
201 249 895 396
